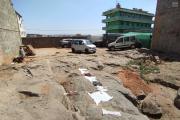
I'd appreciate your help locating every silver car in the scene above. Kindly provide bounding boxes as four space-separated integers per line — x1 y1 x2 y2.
71 39 96 53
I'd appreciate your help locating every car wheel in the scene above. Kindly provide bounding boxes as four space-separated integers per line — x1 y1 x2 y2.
130 45 135 49
135 42 142 48
64 45 68 48
72 48 75 53
109 46 115 51
85 49 89 54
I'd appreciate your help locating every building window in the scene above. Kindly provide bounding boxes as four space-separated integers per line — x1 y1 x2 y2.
132 14 135 18
137 23 139 27
126 22 129 26
132 23 134 27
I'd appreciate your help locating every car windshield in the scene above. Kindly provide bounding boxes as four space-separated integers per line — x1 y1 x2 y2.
84 40 92 45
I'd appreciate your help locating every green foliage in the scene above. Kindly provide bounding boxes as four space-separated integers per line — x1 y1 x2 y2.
126 59 160 75
140 64 160 74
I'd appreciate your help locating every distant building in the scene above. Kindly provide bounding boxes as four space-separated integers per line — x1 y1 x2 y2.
16 11 26 38
102 3 154 33
152 0 180 54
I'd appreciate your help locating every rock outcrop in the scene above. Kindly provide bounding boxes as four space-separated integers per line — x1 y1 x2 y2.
174 88 180 109
141 94 162 118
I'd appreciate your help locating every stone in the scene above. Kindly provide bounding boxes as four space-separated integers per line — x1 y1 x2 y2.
131 65 140 69
141 94 162 118
174 88 180 109
97 61 104 70
154 56 161 64
137 90 146 100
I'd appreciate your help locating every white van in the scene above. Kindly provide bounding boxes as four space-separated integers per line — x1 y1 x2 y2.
71 39 96 53
108 36 136 51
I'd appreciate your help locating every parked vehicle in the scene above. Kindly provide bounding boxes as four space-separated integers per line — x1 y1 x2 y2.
122 32 152 49
108 36 137 51
108 32 152 51
60 39 73 48
71 39 96 53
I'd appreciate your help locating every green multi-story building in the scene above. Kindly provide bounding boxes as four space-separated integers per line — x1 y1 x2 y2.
102 4 154 33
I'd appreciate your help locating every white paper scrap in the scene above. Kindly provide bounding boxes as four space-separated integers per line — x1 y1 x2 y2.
97 86 108 92
88 91 113 105
79 68 89 74
84 76 97 83
102 109 122 117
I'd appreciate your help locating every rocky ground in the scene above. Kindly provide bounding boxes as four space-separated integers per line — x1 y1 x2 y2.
0 48 179 120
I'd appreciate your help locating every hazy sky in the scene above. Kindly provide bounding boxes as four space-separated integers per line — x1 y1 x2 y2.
12 0 157 35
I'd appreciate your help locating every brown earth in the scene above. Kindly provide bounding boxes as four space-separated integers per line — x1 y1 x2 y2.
118 69 180 120
118 69 152 96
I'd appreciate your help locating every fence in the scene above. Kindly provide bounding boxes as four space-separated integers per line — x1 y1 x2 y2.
22 36 88 48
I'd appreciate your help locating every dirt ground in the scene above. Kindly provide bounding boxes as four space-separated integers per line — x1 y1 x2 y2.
0 48 179 120
118 69 152 96
118 69 180 120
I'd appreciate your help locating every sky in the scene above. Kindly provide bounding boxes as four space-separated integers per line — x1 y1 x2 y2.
12 0 157 35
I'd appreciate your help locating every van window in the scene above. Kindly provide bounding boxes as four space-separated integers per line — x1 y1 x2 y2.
117 38 123 43
85 40 92 45
73 40 80 45
124 37 129 43
79 40 84 45
130 36 136 42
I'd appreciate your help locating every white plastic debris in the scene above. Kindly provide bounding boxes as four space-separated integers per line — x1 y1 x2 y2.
102 109 122 117
97 86 108 92
88 91 113 105
79 68 89 74
84 76 97 83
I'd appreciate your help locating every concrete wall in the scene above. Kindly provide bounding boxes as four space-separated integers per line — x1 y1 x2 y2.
152 0 180 54
0 0 21 65
22 36 88 48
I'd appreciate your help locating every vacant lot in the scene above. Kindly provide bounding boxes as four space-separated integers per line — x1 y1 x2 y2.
0 48 179 120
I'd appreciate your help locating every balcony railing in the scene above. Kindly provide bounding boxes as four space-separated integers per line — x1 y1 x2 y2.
102 25 152 31
102 16 153 24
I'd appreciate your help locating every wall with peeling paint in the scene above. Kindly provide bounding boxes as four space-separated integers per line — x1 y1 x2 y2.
0 0 21 65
